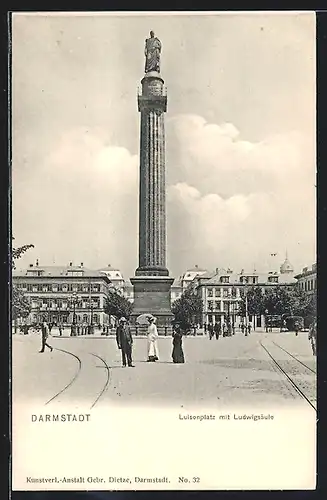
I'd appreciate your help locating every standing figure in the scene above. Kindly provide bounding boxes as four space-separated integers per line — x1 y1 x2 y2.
208 323 214 340
58 322 63 336
308 319 317 356
144 30 162 73
247 323 252 335
223 323 228 337
147 316 159 362
116 317 134 367
294 320 301 336
214 322 221 340
39 318 53 353
172 324 185 363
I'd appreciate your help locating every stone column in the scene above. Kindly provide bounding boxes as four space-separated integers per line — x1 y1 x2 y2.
130 71 174 330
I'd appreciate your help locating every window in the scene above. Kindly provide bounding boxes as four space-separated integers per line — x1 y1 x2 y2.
215 288 221 297
92 284 100 292
62 284 68 292
268 276 278 283
207 300 214 311
220 276 229 284
93 314 99 324
82 285 89 292
240 276 249 284
207 288 213 297
252 277 258 284
83 314 88 323
223 289 228 297
52 285 58 292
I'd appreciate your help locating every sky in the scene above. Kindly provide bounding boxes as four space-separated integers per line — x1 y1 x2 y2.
12 12 316 279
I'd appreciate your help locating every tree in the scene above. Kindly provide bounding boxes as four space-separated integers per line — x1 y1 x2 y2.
12 239 35 323
238 284 316 322
238 286 266 317
104 288 133 322
12 243 34 269
171 287 203 331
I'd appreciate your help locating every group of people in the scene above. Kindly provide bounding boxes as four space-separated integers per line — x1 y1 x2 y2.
208 321 251 339
115 315 185 367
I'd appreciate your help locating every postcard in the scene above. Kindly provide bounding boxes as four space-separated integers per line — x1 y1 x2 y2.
11 11 316 491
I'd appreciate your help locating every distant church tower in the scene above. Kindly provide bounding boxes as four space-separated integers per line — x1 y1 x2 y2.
280 251 294 274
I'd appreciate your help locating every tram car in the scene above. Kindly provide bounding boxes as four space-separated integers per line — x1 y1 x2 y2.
283 315 304 332
265 315 282 331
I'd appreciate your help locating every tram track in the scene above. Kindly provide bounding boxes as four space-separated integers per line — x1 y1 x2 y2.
89 352 110 409
45 347 82 405
271 341 316 374
259 340 316 412
44 348 110 409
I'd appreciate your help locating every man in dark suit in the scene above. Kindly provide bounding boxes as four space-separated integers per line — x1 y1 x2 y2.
39 318 53 353
116 317 134 367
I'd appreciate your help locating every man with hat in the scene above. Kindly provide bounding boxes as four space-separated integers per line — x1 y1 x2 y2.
116 317 135 367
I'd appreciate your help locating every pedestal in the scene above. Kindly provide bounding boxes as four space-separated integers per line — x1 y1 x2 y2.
130 275 174 331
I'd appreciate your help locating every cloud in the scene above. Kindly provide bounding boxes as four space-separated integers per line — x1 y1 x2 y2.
13 127 139 275
166 114 316 274
13 113 315 279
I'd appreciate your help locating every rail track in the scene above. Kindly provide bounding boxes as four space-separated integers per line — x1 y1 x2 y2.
45 347 110 409
259 341 316 411
271 341 316 374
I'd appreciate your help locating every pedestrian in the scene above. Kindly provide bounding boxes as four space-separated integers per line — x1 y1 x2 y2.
39 318 53 353
308 319 317 356
147 316 159 362
58 322 63 336
116 317 134 367
247 323 252 335
223 323 228 337
214 322 221 340
208 323 214 340
294 320 300 336
172 324 185 363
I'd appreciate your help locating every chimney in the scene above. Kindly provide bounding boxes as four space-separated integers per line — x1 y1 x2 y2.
36 259 39 266
29 263 33 268
80 262 84 267
69 262 72 267
215 268 219 274
195 264 198 269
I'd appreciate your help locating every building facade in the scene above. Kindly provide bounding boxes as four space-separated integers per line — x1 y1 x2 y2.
180 256 296 328
294 263 317 295
13 261 112 327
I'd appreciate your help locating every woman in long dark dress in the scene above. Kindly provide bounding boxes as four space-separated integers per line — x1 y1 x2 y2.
172 324 185 363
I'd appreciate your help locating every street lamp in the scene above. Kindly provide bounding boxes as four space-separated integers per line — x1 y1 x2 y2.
227 290 231 336
70 291 77 336
265 308 269 332
244 285 249 336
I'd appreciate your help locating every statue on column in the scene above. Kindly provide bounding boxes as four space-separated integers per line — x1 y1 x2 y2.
144 31 161 73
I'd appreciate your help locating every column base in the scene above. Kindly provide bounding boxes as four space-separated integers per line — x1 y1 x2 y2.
130 275 174 331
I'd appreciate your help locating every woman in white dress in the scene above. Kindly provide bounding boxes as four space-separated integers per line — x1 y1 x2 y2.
147 316 159 362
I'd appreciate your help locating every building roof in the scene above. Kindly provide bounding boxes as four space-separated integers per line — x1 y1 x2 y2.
197 269 297 286
13 265 111 280
294 263 317 279
97 264 124 280
97 264 120 272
